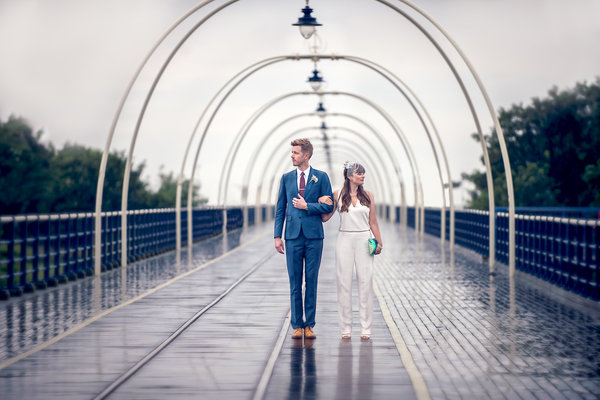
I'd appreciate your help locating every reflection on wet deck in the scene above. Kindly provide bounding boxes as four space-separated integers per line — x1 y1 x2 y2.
0 226 255 361
0 221 598 399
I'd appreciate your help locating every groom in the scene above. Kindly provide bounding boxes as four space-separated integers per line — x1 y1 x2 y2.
274 138 333 339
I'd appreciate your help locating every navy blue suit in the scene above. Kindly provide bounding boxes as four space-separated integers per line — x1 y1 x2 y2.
274 168 333 329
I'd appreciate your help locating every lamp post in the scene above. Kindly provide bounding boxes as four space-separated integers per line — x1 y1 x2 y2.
292 1 322 39
307 68 324 91
315 101 326 118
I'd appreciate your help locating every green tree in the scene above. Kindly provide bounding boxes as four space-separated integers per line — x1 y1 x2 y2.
152 167 207 208
0 115 207 214
463 79 600 208
47 144 152 212
0 116 54 213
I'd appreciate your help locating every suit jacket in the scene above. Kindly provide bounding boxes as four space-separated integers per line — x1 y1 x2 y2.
274 168 333 240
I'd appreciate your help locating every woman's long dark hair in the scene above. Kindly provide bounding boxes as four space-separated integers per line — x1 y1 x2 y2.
340 163 370 212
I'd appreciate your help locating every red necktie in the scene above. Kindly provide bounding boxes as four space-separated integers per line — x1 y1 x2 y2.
299 171 305 196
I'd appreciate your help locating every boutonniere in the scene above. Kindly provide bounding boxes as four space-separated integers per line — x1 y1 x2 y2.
310 175 318 183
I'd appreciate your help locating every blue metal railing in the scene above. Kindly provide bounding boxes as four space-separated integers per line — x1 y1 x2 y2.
406 207 416 229
411 207 599 301
226 208 243 231
497 213 599 299
424 208 441 237
0 206 261 299
496 206 600 219
455 209 490 257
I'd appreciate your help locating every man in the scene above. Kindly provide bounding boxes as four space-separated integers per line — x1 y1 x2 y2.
274 138 333 339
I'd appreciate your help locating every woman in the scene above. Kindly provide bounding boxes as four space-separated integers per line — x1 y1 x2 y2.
320 161 383 340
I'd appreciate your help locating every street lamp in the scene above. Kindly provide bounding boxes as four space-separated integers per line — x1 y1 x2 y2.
292 1 322 39
320 121 328 133
315 101 326 118
308 68 324 91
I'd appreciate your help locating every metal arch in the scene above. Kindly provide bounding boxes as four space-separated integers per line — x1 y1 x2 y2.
175 53 454 251
175 56 288 256
329 112 408 225
320 142 389 205
214 91 425 236
240 112 407 226
179 54 452 249
245 125 398 212
117 1 239 268
267 147 389 223
341 55 454 247
265 138 389 210
237 114 404 206
93 0 234 273
377 0 515 273
96 0 513 273
217 90 423 229
267 151 387 211
323 127 393 203
248 126 396 216
260 134 385 204
290 54 453 245
115 47 461 263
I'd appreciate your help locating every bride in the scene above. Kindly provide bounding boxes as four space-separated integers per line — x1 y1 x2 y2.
319 161 383 340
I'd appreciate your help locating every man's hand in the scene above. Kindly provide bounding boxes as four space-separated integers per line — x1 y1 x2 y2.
292 194 308 210
318 195 333 205
274 237 285 254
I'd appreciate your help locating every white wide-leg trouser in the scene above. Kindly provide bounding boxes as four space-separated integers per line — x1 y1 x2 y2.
335 230 374 336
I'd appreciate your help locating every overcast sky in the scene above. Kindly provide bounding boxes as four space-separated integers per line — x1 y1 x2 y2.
1 0 599 207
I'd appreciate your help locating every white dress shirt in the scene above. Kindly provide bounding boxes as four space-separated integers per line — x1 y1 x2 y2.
296 166 311 194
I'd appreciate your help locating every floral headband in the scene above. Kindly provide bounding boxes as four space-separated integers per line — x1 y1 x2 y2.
344 161 358 170
344 161 363 177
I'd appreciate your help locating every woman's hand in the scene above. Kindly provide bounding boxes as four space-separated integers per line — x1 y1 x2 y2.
375 243 382 255
318 195 333 205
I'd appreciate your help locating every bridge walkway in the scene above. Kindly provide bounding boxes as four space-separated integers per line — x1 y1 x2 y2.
0 219 598 399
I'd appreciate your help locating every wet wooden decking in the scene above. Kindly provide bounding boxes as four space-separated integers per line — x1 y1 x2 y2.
0 223 415 399
1 220 599 399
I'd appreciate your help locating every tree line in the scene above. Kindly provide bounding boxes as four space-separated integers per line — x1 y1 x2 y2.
463 78 600 209
2 78 598 215
0 116 205 215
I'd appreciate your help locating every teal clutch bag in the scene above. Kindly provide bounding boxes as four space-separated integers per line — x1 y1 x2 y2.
368 238 378 255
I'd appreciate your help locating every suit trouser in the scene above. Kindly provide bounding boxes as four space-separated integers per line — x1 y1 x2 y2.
335 230 374 335
285 229 323 329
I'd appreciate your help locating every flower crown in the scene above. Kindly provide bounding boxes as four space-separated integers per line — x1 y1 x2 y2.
344 161 357 170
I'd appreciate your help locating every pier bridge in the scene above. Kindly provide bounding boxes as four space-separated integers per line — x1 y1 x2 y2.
1 1 599 399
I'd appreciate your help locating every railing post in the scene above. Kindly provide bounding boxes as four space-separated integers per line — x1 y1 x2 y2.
55 215 67 284
40 215 50 288
4 217 17 298
85 213 94 276
66 214 77 281
28 216 40 292
17 216 27 295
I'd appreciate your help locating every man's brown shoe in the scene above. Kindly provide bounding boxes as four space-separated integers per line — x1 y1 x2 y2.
304 326 316 339
291 328 303 339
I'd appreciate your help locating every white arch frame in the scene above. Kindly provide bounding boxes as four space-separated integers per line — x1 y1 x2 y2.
266 136 389 212
241 112 408 226
250 126 395 211
94 0 515 276
210 90 424 235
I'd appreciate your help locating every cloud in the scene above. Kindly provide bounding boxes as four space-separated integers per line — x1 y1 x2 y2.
1 0 598 206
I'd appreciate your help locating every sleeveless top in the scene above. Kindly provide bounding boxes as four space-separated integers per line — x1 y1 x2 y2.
337 190 371 232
